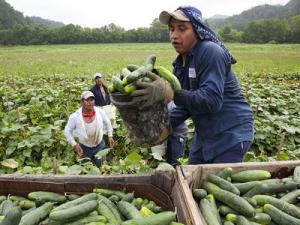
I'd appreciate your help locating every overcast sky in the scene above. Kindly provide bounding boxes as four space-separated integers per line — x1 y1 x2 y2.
6 0 290 30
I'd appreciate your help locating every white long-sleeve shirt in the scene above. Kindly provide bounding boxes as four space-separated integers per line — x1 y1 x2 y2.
64 106 113 147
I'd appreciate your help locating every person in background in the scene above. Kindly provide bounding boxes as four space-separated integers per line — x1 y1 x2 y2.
131 6 254 165
90 72 111 107
64 91 114 167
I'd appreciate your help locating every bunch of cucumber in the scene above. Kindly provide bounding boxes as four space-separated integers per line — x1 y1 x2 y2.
0 188 181 225
108 54 181 94
193 166 300 225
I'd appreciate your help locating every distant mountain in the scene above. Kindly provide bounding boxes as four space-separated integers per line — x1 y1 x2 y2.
207 0 300 30
208 14 229 20
0 0 64 29
26 16 64 29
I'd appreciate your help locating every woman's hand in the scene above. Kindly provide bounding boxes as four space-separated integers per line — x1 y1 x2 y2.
131 72 173 109
73 144 83 156
108 137 115 148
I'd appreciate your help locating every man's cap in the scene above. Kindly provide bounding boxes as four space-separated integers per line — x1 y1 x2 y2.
159 9 190 25
93 72 102 80
81 91 95 100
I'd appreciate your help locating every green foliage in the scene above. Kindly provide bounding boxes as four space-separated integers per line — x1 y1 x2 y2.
0 43 299 173
218 25 242 43
242 19 290 43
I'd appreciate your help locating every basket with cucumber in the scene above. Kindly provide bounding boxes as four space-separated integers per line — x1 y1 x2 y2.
108 54 181 148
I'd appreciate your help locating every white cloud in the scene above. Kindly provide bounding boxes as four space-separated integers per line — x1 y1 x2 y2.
6 0 290 29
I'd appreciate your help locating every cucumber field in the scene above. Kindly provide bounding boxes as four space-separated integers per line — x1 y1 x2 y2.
0 43 299 174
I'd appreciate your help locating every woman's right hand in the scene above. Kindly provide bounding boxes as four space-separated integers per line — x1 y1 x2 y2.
73 144 83 156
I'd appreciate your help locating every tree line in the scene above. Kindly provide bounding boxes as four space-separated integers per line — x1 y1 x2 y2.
0 16 299 45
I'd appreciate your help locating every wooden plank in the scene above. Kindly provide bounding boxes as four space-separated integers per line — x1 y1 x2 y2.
177 160 300 225
176 166 206 225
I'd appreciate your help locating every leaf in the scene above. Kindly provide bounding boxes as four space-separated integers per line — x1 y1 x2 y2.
277 151 290 161
1 159 18 169
57 165 68 174
124 152 143 166
151 152 164 161
22 166 33 174
66 165 82 175
156 162 175 172
95 148 111 159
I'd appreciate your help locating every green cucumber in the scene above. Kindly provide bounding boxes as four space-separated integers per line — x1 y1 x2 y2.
233 179 280 195
208 174 240 195
200 198 221 225
66 194 80 201
217 167 233 180
205 194 221 224
253 195 300 219
293 166 300 183
192 189 207 200
202 181 255 217
19 200 35 209
0 200 14 216
231 170 271 182
154 66 181 92
93 188 126 199
226 213 238 223
53 193 98 212
121 211 176 225
145 54 156 67
27 191 66 204
132 198 143 210
218 205 239 216
224 222 235 225
250 212 271 224
111 76 125 93
8 195 27 202
127 64 140 72
280 189 300 204
108 84 115 93
0 197 6 205
122 65 151 85
97 194 123 222
63 215 107 225
97 201 118 224
19 202 54 225
49 200 98 222
0 206 22 225
243 180 300 197
124 83 137 94
236 215 251 225
121 68 132 79
263 203 300 225
117 201 142 220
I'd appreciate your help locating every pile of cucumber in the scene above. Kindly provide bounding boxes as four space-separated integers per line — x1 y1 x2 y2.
193 166 300 225
108 54 181 94
0 188 182 225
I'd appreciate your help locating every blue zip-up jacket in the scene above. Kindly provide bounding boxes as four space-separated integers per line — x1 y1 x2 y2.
90 85 111 107
170 40 254 161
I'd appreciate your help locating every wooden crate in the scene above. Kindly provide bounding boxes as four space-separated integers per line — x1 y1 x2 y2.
0 171 191 224
176 160 300 225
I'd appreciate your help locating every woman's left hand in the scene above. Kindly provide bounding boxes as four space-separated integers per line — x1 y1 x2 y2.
108 137 115 148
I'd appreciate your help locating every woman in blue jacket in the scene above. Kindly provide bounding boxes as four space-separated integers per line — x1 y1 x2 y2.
131 6 254 164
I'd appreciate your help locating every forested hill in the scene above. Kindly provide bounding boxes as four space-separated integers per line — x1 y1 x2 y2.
0 0 64 29
207 0 300 30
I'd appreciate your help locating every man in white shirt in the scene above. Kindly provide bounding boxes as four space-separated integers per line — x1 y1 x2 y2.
64 91 114 167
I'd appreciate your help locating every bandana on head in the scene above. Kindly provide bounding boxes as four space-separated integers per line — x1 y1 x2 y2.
177 6 236 64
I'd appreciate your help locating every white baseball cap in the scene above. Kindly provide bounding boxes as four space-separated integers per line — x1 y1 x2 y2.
93 72 102 80
159 9 190 25
81 91 95 100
